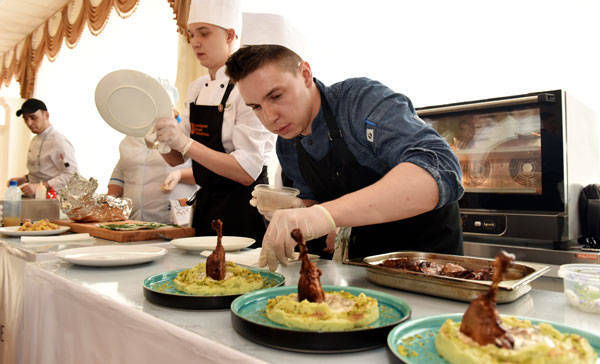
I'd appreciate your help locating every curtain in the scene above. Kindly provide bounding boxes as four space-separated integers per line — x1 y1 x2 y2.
168 0 208 114
0 0 140 99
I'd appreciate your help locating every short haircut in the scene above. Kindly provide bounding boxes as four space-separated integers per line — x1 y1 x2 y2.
225 45 302 83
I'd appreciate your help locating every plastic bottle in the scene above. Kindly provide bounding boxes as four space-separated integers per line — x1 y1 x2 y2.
35 182 46 200
3 180 22 226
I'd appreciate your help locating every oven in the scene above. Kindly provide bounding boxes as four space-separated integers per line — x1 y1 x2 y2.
417 90 599 245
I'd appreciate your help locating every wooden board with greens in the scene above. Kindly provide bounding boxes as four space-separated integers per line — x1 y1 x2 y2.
98 222 177 231
52 219 194 242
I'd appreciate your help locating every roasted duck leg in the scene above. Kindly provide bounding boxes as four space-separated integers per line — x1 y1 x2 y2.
292 229 325 303
460 251 515 349
206 219 226 280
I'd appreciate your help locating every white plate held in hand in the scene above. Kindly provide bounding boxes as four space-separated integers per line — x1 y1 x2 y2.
95 69 172 137
171 236 255 252
57 245 167 267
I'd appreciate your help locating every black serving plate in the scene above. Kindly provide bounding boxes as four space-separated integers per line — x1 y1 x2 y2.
143 267 285 309
230 285 412 353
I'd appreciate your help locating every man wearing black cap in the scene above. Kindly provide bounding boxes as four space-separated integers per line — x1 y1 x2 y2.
7 98 78 197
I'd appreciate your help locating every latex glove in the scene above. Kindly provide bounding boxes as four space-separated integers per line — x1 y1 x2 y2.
161 169 182 191
145 129 171 153
258 205 336 271
155 117 192 154
249 190 304 221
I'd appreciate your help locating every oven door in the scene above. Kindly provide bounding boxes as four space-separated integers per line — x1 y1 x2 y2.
417 90 565 214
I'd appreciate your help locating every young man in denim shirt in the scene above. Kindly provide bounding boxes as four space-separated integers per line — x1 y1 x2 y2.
226 44 464 271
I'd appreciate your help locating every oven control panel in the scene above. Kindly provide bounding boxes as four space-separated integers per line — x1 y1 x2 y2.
461 213 507 235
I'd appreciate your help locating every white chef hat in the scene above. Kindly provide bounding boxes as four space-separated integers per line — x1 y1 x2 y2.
187 0 241 36
241 13 309 60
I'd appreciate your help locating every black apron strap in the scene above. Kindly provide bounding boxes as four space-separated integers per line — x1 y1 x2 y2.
188 80 267 243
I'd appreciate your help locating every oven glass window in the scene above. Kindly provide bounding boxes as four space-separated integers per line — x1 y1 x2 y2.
424 107 542 194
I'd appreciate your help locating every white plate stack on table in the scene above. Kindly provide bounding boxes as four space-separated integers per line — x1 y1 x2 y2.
56 245 168 267
170 236 256 252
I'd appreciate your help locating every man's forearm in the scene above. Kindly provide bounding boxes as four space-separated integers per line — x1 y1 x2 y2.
322 162 439 228
107 184 123 197
160 149 185 166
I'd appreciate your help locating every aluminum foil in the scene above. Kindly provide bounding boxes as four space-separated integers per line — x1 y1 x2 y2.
58 174 132 222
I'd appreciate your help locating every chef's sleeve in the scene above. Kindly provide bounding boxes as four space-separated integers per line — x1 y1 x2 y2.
46 137 78 191
229 92 276 180
349 81 464 207
108 159 125 188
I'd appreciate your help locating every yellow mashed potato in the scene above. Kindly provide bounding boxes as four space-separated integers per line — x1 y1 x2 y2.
173 262 263 295
266 291 379 332
435 316 597 364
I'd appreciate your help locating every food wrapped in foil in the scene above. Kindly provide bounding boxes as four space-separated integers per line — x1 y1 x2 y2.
58 174 132 222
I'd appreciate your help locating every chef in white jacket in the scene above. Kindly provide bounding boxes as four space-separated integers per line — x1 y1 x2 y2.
107 136 197 224
154 0 275 244
8 98 78 197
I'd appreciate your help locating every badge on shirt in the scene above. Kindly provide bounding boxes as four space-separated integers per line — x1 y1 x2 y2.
365 119 376 143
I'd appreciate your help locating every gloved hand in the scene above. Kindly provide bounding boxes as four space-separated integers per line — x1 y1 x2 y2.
258 205 336 271
249 189 304 220
155 117 193 155
161 169 182 192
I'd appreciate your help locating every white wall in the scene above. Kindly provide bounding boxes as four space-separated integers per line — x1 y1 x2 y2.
242 0 600 116
33 0 178 191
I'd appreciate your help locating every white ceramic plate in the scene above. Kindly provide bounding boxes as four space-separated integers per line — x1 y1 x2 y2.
0 225 70 236
95 69 172 137
56 245 168 267
171 236 256 252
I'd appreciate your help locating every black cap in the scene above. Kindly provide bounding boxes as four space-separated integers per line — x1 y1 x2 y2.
16 98 47 117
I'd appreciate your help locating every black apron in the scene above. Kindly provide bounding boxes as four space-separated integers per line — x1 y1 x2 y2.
295 84 463 259
189 82 267 246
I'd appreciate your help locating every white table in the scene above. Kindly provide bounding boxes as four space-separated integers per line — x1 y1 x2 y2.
18 246 600 364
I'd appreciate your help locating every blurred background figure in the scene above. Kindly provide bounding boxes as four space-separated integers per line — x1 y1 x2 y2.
7 98 79 197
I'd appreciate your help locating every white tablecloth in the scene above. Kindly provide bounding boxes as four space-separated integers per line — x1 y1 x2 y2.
22 264 264 364
0 243 26 364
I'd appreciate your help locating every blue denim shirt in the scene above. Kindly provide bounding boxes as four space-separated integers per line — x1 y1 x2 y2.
276 77 464 208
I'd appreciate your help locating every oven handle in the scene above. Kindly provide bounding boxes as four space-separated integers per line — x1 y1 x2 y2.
417 95 540 116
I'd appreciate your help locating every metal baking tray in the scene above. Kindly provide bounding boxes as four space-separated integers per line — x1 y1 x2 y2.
357 251 550 303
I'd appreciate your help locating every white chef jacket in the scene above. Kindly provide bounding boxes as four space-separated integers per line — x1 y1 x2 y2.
26 125 78 191
182 66 276 179
109 136 197 224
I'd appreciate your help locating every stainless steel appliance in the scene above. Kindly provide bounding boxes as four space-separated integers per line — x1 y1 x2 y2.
417 90 599 245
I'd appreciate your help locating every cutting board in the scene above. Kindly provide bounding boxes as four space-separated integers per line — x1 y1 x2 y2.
53 220 195 242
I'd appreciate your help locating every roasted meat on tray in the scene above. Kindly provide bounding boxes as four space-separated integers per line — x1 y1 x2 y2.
459 251 515 348
206 219 226 280
379 257 493 281
292 229 325 303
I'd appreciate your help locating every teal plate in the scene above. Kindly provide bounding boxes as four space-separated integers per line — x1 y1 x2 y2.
143 267 285 309
230 285 411 353
387 313 600 363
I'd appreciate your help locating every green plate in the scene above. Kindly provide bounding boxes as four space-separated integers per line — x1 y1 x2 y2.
143 267 285 309
387 313 600 363
231 285 411 352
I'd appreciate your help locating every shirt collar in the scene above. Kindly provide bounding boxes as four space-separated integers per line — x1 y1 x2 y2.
37 125 53 137
214 65 229 82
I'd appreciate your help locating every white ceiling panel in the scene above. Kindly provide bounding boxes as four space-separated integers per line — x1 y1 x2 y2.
0 0 72 55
